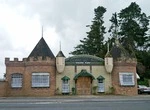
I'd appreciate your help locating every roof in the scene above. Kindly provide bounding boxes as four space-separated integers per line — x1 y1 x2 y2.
56 51 65 57
28 37 55 58
110 45 129 59
61 76 70 80
105 51 112 57
110 40 131 60
97 75 105 80
65 55 104 65
74 69 95 80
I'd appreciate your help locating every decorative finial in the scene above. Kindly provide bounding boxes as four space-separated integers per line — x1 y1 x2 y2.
107 42 109 53
59 41 61 51
42 26 43 38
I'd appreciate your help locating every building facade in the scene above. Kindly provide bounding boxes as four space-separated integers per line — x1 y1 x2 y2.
56 55 112 95
0 37 138 97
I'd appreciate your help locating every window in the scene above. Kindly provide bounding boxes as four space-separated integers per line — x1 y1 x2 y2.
32 73 50 87
61 76 70 93
97 75 105 92
11 73 22 88
119 72 135 86
62 80 70 93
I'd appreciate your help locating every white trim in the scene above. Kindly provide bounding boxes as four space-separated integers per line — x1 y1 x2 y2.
32 73 49 76
119 72 133 75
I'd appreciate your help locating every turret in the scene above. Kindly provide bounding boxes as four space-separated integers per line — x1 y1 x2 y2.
56 50 65 73
105 43 113 73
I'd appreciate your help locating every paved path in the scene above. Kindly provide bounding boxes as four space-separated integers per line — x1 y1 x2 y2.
0 95 149 103
0 95 150 110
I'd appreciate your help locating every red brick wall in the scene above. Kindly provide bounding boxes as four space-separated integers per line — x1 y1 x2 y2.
0 81 7 97
112 60 137 95
23 65 56 96
5 66 25 96
5 57 56 97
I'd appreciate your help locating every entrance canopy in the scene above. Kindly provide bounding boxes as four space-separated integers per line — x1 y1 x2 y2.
61 76 70 80
74 69 95 80
97 75 105 80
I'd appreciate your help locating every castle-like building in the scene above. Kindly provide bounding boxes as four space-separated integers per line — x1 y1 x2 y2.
0 37 138 96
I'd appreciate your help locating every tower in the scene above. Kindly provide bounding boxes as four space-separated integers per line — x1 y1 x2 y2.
110 39 137 95
105 43 113 73
56 43 65 73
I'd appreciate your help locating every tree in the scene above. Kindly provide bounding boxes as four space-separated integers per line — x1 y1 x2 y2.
109 12 118 38
108 12 119 48
117 2 150 78
136 50 150 78
118 2 150 52
108 2 150 79
70 6 106 58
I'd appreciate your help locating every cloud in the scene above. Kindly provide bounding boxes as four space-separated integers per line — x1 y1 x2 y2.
0 0 150 78
1 0 94 53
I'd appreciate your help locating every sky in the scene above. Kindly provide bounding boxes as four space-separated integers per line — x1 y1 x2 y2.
0 0 149 78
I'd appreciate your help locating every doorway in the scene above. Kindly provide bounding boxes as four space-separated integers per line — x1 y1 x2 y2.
76 77 92 95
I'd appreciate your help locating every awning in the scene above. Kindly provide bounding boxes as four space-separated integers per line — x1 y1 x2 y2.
61 76 70 80
136 73 140 79
74 69 95 80
97 75 105 80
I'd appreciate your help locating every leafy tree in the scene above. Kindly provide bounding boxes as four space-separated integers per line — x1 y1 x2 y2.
70 6 106 57
118 2 150 52
136 50 150 78
108 12 119 47
108 2 150 79
117 2 150 79
109 12 118 38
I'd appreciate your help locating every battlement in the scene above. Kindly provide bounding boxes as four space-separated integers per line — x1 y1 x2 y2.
5 56 56 67
5 56 55 62
5 58 24 67
26 56 55 62
114 57 137 66
115 57 137 62
5 58 24 63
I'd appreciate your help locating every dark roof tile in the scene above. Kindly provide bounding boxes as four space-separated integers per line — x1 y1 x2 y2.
74 69 95 80
56 51 65 57
28 37 55 58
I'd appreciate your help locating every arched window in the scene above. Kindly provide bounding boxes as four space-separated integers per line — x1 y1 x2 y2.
61 76 70 93
97 75 105 92
11 73 23 88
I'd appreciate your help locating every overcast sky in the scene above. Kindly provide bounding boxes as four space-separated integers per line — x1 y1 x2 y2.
0 0 149 78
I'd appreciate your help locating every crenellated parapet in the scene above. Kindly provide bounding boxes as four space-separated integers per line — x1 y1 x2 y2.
114 57 137 66
26 56 56 66
5 56 56 67
5 58 25 67
27 56 55 62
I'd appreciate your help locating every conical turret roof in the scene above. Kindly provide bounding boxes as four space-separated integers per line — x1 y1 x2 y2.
110 39 130 60
56 51 65 57
28 37 55 58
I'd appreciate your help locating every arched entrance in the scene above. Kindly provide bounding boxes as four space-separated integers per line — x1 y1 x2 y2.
76 77 92 95
74 69 95 95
